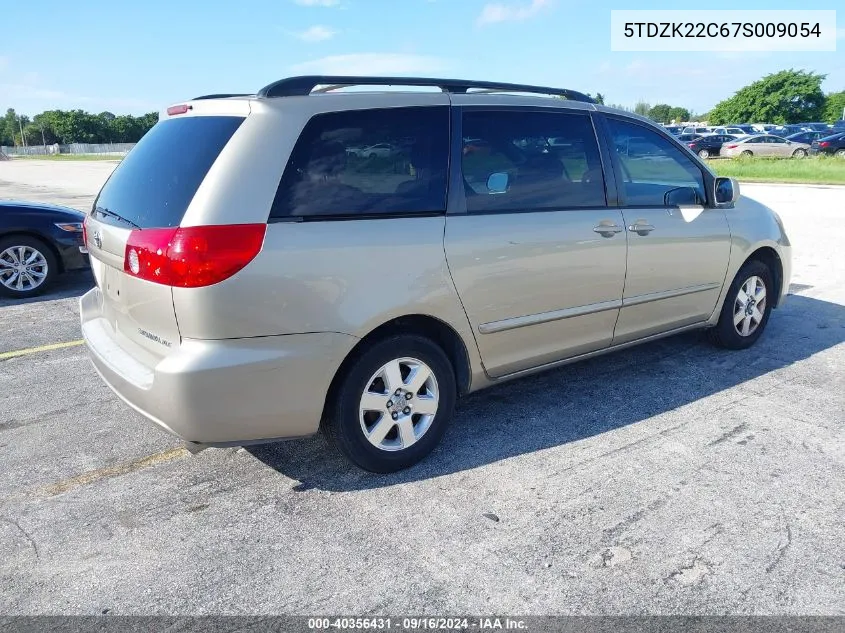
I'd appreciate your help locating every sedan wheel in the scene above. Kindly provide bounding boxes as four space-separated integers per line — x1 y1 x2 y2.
792 149 807 158
698 149 710 159
836 149 845 159
327 334 456 472
740 150 753 157
0 236 57 298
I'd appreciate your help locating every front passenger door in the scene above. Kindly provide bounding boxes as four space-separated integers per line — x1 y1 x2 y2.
604 116 731 344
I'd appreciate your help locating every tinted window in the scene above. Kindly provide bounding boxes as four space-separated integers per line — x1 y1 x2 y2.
607 117 705 206
94 116 242 228
271 107 448 218
461 110 606 213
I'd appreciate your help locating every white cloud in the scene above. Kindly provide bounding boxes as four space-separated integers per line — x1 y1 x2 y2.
291 53 449 75
294 0 340 6
295 25 337 42
477 0 552 26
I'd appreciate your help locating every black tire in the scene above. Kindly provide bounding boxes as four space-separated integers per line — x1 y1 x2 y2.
792 149 807 158
325 334 456 473
0 235 58 299
740 150 753 157
836 149 845 159
698 149 710 159
708 260 774 350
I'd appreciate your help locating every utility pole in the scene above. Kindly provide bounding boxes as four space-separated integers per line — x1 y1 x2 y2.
17 116 26 147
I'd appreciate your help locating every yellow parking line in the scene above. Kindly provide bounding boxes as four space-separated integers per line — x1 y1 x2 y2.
37 447 189 498
0 339 85 360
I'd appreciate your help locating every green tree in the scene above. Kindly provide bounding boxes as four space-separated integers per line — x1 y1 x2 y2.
634 101 651 116
708 69 826 125
668 106 691 123
2 108 20 146
647 104 673 122
823 91 845 123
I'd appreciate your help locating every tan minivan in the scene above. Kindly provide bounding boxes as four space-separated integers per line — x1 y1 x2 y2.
80 76 792 472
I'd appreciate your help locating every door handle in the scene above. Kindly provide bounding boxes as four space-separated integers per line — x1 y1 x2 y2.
593 223 624 238
628 222 655 236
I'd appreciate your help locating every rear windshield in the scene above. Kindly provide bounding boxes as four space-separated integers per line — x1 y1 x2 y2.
93 116 243 228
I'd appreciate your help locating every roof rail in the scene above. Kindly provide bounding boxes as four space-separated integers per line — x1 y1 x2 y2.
256 76 595 103
192 93 253 101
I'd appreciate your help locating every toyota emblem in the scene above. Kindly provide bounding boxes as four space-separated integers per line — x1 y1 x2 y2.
93 230 102 249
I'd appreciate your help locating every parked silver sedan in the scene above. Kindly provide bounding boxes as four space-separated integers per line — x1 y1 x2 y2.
720 134 811 158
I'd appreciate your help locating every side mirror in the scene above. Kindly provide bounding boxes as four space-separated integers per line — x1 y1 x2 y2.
715 177 740 204
486 172 510 194
663 186 701 207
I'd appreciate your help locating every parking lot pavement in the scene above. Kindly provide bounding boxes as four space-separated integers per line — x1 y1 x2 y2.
1 163 844 615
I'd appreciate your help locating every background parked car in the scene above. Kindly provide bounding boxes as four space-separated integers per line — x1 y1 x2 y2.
720 135 811 158
802 122 834 132
0 200 88 298
347 143 398 158
711 126 749 136
676 133 704 143
809 132 845 157
685 134 737 159
681 126 710 135
785 131 828 145
772 124 811 136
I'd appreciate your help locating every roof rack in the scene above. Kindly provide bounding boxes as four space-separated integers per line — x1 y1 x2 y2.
192 93 253 101
256 76 595 103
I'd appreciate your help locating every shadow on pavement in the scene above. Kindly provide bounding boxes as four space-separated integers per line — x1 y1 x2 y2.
248 293 843 491
0 270 93 309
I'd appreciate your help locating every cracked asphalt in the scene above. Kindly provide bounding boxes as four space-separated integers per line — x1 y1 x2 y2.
1 161 844 615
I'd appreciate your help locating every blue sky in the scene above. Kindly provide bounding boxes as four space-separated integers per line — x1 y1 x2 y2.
1 0 842 116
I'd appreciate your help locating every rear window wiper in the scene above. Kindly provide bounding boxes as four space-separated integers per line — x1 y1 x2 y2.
93 206 141 230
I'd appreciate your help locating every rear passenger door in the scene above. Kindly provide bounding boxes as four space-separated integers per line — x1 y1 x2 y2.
602 116 731 344
444 107 627 378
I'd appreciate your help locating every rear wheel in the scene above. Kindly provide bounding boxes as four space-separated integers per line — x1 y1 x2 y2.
740 150 753 158
836 149 845 159
792 148 807 158
708 260 773 350
0 235 58 299
325 334 456 472
698 149 710 159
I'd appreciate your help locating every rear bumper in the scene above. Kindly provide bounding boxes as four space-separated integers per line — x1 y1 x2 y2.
80 287 358 444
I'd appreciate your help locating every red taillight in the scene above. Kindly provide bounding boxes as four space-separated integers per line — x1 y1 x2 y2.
819 141 830 148
726 144 738 149
124 224 266 288
166 104 191 116
687 143 696 148
82 216 89 247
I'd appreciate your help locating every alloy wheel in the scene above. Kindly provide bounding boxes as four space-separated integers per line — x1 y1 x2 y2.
733 275 767 337
358 357 439 451
0 245 49 292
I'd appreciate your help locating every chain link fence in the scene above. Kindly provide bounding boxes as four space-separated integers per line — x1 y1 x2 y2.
1 143 135 156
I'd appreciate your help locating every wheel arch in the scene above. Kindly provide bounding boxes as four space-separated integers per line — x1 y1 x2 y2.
321 313 473 427
744 246 784 308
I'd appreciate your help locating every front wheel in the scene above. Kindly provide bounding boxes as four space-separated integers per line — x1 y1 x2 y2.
708 260 774 350
698 149 710 159
0 236 58 298
325 335 456 472
835 149 845 159
792 149 807 158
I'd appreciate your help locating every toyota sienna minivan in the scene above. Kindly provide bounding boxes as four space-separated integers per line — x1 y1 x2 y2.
80 76 791 472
